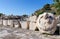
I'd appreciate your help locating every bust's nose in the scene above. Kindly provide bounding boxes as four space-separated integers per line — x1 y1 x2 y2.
47 19 52 24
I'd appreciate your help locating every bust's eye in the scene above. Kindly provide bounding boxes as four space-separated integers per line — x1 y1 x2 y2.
41 16 43 18
49 16 53 19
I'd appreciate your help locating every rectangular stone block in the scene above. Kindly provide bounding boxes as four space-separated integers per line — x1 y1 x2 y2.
0 19 3 25
29 15 37 22
29 22 37 30
7 20 13 26
13 20 19 28
3 20 8 26
20 21 28 29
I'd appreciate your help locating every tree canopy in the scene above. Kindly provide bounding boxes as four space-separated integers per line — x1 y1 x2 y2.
53 0 60 15
33 0 60 16
34 4 52 16
0 13 4 17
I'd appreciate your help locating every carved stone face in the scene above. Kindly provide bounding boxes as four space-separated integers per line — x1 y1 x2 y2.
40 13 54 24
37 12 57 34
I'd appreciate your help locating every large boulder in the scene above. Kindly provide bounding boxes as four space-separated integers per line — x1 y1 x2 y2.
36 12 57 34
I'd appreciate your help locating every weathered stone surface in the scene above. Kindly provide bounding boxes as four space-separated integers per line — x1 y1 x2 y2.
29 21 37 30
20 21 28 29
56 15 60 24
0 19 3 25
0 13 60 39
7 20 13 26
36 12 57 34
3 20 8 26
0 26 60 39
29 15 37 22
13 20 20 28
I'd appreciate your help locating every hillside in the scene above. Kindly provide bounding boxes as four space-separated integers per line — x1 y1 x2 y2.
33 0 60 16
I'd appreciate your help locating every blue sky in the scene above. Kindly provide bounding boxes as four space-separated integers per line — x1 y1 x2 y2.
0 0 53 15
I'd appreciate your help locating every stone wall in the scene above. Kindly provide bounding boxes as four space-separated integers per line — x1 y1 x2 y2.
0 15 37 27
0 19 21 28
